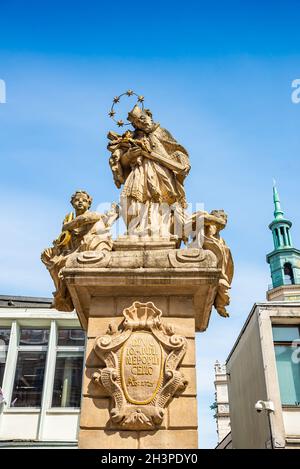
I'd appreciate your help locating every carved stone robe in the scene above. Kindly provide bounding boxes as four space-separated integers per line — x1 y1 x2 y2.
110 126 190 208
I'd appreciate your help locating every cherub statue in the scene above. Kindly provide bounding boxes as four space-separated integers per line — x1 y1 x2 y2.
41 190 119 311
203 210 234 317
107 103 190 237
184 209 234 317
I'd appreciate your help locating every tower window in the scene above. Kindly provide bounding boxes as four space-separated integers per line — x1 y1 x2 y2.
275 228 280 247
284 262 295 285
280 227 287 245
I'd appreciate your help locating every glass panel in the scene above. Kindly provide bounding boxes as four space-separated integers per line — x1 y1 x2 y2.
57 328 85 346
272 326 300 342
51 352 84 407
11 351 47 407
0 328 11 346
0 328 10 388
20 327 50 345
275 345 300 406
0 356 6 387
19 328 50 346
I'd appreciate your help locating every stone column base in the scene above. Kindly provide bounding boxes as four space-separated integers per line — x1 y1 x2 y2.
63 246 221 449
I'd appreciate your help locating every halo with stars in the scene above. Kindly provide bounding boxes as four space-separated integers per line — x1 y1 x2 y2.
108 90 145 127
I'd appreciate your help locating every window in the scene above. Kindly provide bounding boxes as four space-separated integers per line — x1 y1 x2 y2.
284 262 295 285
57 328 85 347
51 328 85 408
273 325 300 406
275 228 280 247
0 328 11 387
11 351 47 407
19 328 49 345
11 328 49 407
0 318 84 442
280 226 286 244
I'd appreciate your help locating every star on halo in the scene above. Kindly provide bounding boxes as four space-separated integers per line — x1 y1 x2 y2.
109 90 145 127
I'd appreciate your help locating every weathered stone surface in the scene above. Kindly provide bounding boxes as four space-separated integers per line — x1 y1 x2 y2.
168 397 198 428
139 430 198 449
87 316 122 338
182 339 196 366
90 297 115 317
181 367 197 396
78 429 139 449
65 247 217 270
64 264 221 332
169 296 194 318
162 317 195 338
80 397 110 428
85 338 103 368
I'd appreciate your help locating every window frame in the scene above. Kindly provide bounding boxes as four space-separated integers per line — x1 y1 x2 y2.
0 311 84 442
272 324 300 408
0 318 85 412
9 325 51 409
0 327 11 388
49 326 85 410
51 351 85 409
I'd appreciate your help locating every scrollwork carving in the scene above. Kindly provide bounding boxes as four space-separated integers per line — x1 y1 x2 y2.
93 301 188 430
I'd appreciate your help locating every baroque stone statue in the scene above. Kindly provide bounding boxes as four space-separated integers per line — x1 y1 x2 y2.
41 190 119 311
107 103 190 237
184 209 234 317
41 91 235 447
204 210 234 317
41 91 234 321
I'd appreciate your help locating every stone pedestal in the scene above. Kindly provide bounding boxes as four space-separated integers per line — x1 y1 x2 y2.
63 244 221 449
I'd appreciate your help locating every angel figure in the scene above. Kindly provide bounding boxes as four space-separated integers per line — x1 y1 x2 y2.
41 190 119 311
184 209 234 317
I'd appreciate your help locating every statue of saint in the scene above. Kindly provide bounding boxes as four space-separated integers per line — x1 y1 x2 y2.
41 190 119 311
107 105 190 237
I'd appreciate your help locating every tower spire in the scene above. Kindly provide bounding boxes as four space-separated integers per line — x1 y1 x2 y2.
267 182 300 297
273 180 284 220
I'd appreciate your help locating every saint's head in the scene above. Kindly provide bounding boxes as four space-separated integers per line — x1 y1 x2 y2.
70 190 92 215
127 105 154 133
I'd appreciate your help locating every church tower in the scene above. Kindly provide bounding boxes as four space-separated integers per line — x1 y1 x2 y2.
267 184 300 301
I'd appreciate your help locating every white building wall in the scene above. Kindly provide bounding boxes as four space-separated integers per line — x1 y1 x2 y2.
0 307 83 444
226 302 300 449
214 362 231 443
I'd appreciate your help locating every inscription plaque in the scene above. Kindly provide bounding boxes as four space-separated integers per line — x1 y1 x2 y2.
121 331 163 405
93 301 188 430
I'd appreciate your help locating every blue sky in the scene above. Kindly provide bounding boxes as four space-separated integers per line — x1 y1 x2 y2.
1 0 300 448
